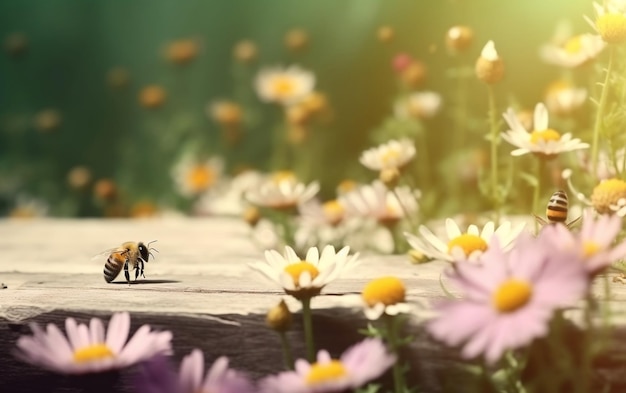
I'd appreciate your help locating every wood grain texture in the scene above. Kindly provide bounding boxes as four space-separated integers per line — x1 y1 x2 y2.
1 218 626 392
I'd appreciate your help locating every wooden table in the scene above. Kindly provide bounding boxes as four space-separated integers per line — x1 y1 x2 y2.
1 218 626 392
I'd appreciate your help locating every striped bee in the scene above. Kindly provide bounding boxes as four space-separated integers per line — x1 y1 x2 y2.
534 190 580 229
103 241 157 284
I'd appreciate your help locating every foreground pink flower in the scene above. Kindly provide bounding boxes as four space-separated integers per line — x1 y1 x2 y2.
540 209 626 274
15 312 172 374
427 235 589 364
179 350 254 393
260 338 395 393
134 350 254 393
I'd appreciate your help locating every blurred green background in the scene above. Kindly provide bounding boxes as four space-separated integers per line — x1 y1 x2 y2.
0 0 593 217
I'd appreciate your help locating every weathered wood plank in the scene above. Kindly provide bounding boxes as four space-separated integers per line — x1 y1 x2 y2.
2 218 626 392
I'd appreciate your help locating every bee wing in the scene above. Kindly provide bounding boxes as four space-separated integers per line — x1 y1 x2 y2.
91 247 126 261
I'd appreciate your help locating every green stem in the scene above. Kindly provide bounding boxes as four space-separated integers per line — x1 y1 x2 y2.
279 331 295 370
271 122 289 171
578 295 595 393
487 85 501 225
591 46 614 179
392 187 417 232
277 210 295 248
532 158 545 234
301 296 315 362
413 120 431 190
385 316 405 393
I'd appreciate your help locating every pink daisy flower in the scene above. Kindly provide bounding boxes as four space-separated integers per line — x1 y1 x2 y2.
259 338 396 393
427 235 589 364
178 350 254 393
15 312 172 374
540 209 626 274
134 350 254 393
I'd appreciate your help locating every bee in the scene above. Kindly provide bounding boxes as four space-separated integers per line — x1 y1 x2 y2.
103 241 157 284
534 190 581 229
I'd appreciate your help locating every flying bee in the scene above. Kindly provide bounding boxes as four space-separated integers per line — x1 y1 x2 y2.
102 241 158 284
534 190 581 229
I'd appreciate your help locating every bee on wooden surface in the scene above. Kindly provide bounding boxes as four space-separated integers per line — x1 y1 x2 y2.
103 241 157 284
534 190 581 229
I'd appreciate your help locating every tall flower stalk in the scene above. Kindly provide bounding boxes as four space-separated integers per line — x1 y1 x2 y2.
590 46 614 178
487 85 501 225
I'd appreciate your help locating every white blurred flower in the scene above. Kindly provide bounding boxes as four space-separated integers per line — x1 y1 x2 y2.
195 170 263 216
246 174 319 211
359 138 416 172
394 91 442 120
540 33 605 68
255 65 315 105
340 180 419 226
9 194 48 219
172 157 224 197
544 81 587 116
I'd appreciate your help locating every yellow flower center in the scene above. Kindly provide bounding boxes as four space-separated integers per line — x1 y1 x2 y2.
381 148 401 166
337 179 357 195
591 178 626 213
284 261 320 286
322 200 345 225
187 165 216 192
73 344 115 364
596 13 626 44
271 77 296 98
529 128 561 144
546 80 570 95
492 279 533 313
447 234 488 256
583 241 601 257
305 360 348 385
563 35 583 54
362 276 406 307
272 170 296 184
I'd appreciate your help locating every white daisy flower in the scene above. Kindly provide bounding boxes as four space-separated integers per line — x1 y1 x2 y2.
340 180 419 226
585 2 626 44
359 138 416 173
172 156 224 197
255 65 315 106
249 245 359 300
294 199 350 250
544 81 587 116
15 312 172 374
501 102 589 158
394 91 442 120
245 174 319 211
362 276 412 320
404 218 526 263
540 33 606 68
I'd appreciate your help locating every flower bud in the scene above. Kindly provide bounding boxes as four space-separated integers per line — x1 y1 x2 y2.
266 299 292 332
445 25 474 52
475 41 504 84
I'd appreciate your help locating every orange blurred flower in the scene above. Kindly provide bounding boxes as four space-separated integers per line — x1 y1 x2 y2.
139 85 166 109
165 39 199 65
285 28 309 51
233 39 258 63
